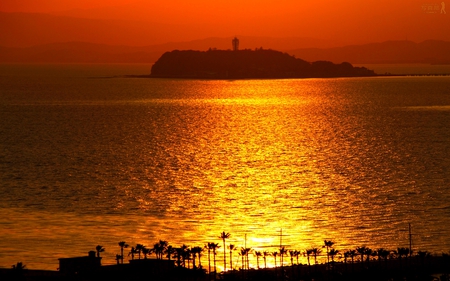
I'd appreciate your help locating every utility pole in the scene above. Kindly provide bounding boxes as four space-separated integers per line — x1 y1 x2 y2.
280 228 282 249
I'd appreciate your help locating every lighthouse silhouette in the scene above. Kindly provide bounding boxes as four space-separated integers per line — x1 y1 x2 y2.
232 37 239 51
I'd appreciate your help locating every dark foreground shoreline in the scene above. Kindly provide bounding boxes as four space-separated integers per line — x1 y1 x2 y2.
2 255 449 281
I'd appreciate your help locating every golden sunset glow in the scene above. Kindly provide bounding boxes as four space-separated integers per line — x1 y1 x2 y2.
1 0 449 47
1 0 450 276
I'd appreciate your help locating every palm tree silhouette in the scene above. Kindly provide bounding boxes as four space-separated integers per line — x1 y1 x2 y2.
115 254 121 265
173 245 189 268
294 250 301 265
305 249 313 267
304 249 313 274
289 250 299 278
118 241 128 264
240 248 246 269
128 247 137 260
255 251 262 268
219 232 231 271
207 242 220 280
324 240 335 265
160 240 169 255
329 248 339 263
12 262 26 270
375 248 382 266
240 248 252 270
263 251 270 269
228 244 236 270
364 247 373 265
181 244 191 269
348 249 356 271
279 246 288 267
142 246 151 259
135 244 144 259
343 250 350 272
152 242 159 259
206 243 212 273
376 248 387 268
190 246 198 268
356 246 367 268
397 247 409 269
272 251 278 268
197 246 204 269
191 246 203 269
95 245 105 258
153 240 168 260
289 250 295 266
311 247 321 265
245 248 252 269
166 245 176 262
174 247 184 267
207 242 220 273
378 248 390 269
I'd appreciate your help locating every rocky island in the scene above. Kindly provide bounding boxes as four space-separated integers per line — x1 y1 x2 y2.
150 43 376 79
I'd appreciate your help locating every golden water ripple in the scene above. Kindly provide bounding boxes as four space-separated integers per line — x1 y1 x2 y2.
1 66 450 270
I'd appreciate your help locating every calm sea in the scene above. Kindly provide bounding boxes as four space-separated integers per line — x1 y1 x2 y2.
0 64 450 270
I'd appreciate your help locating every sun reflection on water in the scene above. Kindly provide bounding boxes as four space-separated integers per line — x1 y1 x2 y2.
108 79 450 269
121 81 337 268
2 75 450 270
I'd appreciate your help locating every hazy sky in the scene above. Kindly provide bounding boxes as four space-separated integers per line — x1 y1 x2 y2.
1 0 449 45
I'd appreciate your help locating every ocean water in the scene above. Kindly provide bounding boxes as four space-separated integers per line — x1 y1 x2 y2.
0 64 450 271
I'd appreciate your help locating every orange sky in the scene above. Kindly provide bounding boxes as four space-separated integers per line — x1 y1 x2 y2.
1 0 449 46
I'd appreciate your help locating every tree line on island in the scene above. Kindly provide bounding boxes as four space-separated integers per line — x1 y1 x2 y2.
150 49 376 79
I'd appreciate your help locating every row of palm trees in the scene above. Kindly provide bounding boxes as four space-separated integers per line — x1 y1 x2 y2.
341 246 416 269
94 232 436 273
106 232 233 273
112 240 218 272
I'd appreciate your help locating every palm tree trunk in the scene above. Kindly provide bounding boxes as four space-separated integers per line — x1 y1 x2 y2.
213 250 216 272
351 257 354 273
223 239 226 272
208 249 211 274
246 253 249 270
213 249 217 281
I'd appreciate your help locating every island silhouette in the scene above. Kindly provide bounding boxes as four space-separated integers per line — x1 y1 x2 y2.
150 47 376 79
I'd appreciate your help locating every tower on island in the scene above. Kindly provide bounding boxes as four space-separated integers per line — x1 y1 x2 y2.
232 37 239 51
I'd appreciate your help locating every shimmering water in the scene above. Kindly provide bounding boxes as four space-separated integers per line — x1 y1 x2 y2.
1 64 450 270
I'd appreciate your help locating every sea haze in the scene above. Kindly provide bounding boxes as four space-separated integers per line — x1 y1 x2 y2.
0 64 449 270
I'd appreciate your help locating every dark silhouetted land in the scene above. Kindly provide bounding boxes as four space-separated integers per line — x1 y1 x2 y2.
150 49 376 79
1 255 449 281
